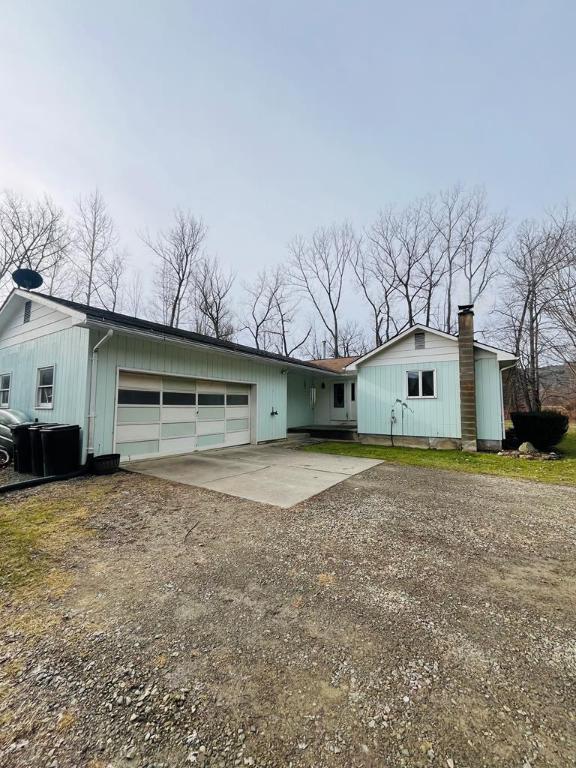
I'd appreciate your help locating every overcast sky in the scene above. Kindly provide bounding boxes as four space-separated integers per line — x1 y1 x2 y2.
1 1 575 305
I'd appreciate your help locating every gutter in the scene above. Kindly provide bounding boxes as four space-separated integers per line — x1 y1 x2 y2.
87 329 114 455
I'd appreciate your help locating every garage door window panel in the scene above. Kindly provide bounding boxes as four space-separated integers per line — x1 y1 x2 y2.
198 393 225 406
226 394 249 406
118 389 160 405
162 391 196 406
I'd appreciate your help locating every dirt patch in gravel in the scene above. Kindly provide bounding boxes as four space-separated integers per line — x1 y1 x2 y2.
0 463 575 767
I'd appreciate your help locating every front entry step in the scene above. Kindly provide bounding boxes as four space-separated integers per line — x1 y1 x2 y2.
287 426 358 442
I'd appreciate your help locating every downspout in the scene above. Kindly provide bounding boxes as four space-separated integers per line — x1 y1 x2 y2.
87 330 114 457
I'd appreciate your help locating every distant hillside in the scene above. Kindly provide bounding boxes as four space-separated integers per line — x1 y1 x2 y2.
503 364 576 417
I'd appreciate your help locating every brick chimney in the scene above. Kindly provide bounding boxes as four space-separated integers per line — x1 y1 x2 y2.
458 305 477 452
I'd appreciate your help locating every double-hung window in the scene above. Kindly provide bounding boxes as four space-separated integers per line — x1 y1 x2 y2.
36 366 55 408
0 374 11 407
407 369 436 398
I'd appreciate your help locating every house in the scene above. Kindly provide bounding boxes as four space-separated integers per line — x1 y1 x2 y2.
346 306 517 451
0 291 516 462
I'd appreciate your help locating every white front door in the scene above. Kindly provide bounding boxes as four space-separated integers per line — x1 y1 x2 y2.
329 381 356 422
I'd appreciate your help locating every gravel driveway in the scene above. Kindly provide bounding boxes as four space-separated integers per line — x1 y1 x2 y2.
1 461 575 767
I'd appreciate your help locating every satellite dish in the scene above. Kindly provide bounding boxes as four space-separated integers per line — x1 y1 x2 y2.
12 269 43 291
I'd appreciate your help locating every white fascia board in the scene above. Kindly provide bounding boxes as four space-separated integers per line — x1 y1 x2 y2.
346 324 517 370
13 289 87 323
81 320 337 376
473 340 517 363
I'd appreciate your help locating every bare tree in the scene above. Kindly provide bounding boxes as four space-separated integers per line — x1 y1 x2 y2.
351 241 390 347
270 273 312 357
95 251 126 311
339 320 368 357
73 189 117 305
546 222 576 376
368 201 438 329
0 190 70 295
193 256 235 339
461 190 506 305
289 222 356 357
144 210 206 327
497 210 574 410
124 268 145 317
242 269 281 350
428 186 473 332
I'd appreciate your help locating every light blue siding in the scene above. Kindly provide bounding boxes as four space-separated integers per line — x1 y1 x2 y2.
475 358 504 440
286 372 316 427
0 325 90 442
357 360 461 438
91 330 288 455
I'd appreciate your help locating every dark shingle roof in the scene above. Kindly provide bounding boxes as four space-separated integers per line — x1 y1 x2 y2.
37 293 330 373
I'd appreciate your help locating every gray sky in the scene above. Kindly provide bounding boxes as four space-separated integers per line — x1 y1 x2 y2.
1 1 575 306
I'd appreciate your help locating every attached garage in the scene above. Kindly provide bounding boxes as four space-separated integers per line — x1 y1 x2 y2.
115 371 252 461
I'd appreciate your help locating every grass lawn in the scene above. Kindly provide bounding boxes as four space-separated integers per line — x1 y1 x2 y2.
302 427 576 486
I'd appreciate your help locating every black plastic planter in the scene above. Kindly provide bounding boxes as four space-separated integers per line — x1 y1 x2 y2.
91 453 121 475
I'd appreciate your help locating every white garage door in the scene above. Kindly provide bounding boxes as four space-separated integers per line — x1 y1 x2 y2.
115 372 251 460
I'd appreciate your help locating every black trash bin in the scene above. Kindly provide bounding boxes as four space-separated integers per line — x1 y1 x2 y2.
40 425 81 476
9 422 38 473
29 423 55 476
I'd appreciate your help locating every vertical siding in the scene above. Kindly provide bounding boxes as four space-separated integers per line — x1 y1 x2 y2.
475 357 504 440
286 372 315 427
91 331 289 454
357 360 461 438
0 325 90 442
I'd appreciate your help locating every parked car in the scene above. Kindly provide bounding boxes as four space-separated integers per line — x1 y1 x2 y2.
0 409 29 468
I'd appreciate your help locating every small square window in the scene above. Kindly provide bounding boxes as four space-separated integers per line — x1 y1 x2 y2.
36 366 55 408
0 373 10 407
406 370 436 398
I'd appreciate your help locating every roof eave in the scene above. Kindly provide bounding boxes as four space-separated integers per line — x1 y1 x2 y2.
81 319 337 375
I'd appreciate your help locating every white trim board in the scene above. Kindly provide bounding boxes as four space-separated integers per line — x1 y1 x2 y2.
346 324 517 369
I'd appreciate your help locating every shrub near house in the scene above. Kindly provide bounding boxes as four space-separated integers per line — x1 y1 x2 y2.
511 410 569 451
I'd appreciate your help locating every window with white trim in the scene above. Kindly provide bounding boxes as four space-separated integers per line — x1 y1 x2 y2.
0 374 11 407
406 369 436 398
36 366 54 408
